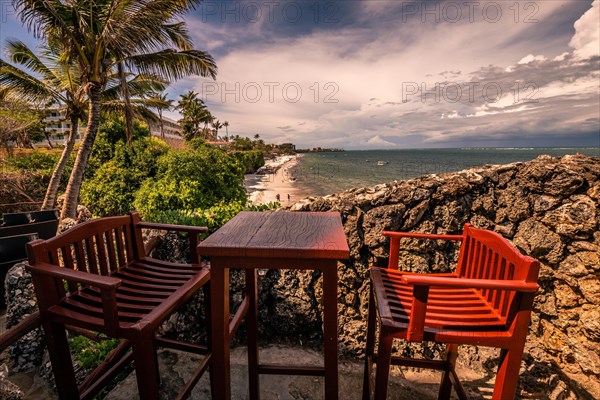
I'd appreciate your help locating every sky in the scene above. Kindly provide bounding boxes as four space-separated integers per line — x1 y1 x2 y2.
1 0 599 150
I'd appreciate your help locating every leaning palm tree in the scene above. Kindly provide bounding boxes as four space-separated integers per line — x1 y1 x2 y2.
1 40 169 210
0 40 87 210
15 0 217 219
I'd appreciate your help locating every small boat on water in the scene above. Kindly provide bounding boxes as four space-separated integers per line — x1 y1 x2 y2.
377 161 388 166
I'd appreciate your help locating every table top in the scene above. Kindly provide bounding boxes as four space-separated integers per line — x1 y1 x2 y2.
198 211 349 260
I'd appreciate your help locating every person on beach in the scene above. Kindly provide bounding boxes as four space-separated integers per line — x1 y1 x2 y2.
276 193 280 202
287 194 291 202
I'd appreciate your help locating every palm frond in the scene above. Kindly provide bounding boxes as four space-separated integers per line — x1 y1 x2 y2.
0 60 62 104
4 40 55 81
125 50 217 81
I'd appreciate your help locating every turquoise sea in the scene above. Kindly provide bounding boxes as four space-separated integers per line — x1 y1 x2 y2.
288 148 600 197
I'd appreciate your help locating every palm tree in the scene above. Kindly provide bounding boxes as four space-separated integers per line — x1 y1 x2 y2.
15 0 217 219
150 93 173 139
223 120 229 141
211 119 223 140
1 40 169 210
0 40 86 210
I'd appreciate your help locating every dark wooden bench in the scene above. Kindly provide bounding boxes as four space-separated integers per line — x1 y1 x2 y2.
363 223 540 400
1 210 59 240
26 212 212 400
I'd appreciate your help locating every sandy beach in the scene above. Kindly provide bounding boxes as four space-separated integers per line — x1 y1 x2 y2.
245 154 311 205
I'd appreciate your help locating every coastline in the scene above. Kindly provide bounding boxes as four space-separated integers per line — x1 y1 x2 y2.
245 154 312 205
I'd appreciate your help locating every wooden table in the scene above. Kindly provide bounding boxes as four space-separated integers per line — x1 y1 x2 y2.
198 211 349 400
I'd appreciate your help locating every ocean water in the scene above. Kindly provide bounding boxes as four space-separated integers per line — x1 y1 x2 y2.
288 148 600 197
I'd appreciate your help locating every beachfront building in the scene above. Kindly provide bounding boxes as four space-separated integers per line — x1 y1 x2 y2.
148 115 183 141
42 107 185 146
40 105 85 146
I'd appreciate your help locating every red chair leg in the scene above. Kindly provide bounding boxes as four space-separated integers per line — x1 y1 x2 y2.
43 321 80 399
492 348 524 400
373 330 394 400
362 288 377 400
131 332 160 400
438 344 459 400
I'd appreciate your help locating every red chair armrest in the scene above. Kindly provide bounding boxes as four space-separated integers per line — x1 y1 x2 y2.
382 231 464 241
399 274 539 293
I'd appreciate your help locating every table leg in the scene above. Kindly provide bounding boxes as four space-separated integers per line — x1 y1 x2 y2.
323 264 339 400
246 269 260 399
210 260 231 400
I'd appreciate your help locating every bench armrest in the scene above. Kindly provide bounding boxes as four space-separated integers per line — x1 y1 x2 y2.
137 222 208 263
26 262 122 336
26 262 121 290
137 222 208 234
399 274 539 293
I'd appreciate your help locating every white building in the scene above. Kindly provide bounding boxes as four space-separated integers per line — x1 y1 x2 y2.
42 106 84 144
41 107 183 145
148 116 183 141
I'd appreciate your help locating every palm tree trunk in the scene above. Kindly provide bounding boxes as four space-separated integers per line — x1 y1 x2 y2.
41 114 78 210
159 109 164 139
118 63 134 146
61 84 102 219
44 132 54 149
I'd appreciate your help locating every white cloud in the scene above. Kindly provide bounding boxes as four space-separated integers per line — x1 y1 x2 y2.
518 54 548 64
569 0 600 60
180 0 599 148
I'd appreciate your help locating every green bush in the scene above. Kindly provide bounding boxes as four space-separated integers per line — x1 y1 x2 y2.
5 151 65 174
231 150 265 174
86 117 152 178
69 335 123 371
81 136 169 217
145 201 279 230
133 147 246 217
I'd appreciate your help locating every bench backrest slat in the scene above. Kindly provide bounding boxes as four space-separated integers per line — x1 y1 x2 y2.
27 215 140 297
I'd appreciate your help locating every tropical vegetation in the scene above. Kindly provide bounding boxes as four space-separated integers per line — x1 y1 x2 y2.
11 0 217 219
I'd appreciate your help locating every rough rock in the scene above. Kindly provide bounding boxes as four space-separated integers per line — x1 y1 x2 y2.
4 263 44 373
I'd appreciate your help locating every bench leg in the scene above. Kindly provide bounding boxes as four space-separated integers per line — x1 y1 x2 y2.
132 332 160 400
43 321 79 399
373 330 394 400
438 344 458 400
362 288 377 400
492 348 523 400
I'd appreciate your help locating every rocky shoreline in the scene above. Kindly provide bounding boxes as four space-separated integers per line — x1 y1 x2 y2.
3 154 599 399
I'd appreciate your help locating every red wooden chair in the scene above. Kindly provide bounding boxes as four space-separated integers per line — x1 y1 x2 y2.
26 212 212 400
363 223 540 400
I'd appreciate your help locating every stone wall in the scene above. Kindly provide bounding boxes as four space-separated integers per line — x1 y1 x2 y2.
279 154 599 399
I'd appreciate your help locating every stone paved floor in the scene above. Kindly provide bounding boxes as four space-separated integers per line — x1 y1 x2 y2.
104 345 489 400
11 345 491 399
